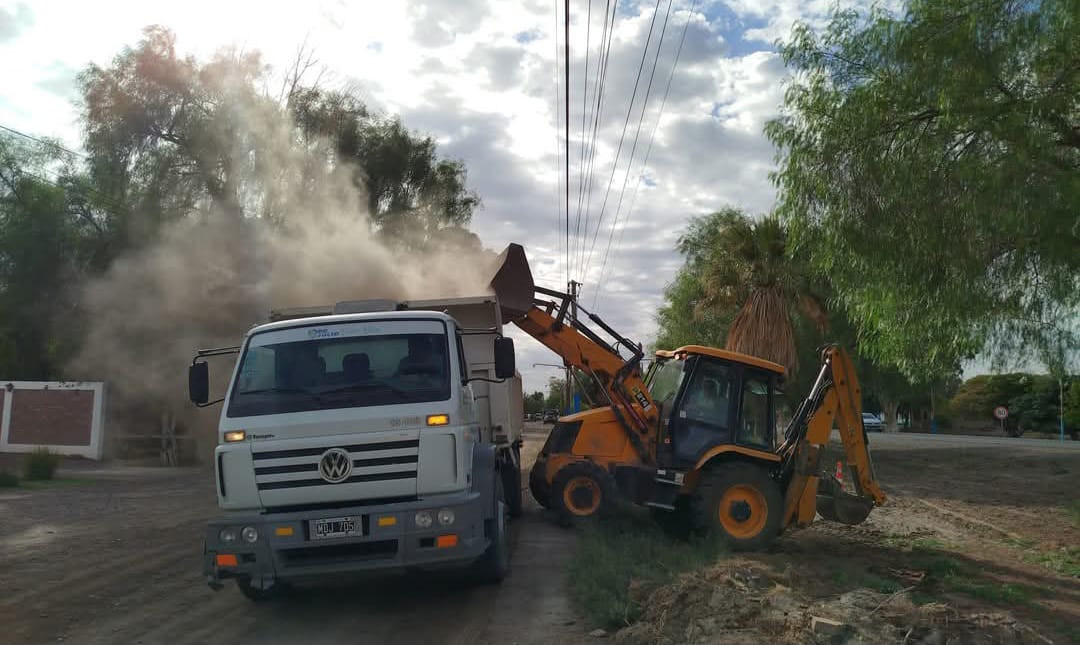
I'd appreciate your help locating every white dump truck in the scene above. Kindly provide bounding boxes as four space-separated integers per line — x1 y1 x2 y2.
188 297 523 600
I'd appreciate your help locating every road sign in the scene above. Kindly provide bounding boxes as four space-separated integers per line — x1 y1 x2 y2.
993 406 1008 420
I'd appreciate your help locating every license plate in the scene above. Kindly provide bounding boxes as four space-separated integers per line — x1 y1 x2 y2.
310 516 363 540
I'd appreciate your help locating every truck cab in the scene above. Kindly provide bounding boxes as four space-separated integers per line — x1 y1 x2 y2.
191 298 520 600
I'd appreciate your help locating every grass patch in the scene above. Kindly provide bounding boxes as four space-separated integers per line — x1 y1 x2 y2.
567 513 726 629
1021 547 1080 578
0 470 18 487
949 580 1034 604
830 569 905 593
17 476 96 489
881 533 955 552
915 552 1039 605
1066 500 1080 528
23 447 61 481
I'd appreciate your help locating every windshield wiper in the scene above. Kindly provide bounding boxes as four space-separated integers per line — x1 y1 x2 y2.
237 387 314 396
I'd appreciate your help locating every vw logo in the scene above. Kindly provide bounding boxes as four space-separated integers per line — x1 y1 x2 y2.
318 448 353 484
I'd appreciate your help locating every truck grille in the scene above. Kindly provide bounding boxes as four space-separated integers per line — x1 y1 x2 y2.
253 439 419 492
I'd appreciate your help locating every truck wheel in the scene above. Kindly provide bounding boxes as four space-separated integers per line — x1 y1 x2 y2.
529 459 552 509
236 576 288 602
552 461 615 525
503 444 524 518
691 463 782 551
474 477 510 584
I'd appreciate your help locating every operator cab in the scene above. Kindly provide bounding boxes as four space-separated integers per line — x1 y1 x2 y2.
646 346 785 469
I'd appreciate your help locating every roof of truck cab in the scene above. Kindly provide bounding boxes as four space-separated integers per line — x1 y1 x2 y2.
249 310 457 336
654 345 785 375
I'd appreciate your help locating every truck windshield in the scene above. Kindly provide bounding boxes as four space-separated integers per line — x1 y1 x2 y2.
226 321 450 418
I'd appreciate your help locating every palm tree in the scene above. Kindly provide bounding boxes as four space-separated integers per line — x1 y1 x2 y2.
683 208 824 375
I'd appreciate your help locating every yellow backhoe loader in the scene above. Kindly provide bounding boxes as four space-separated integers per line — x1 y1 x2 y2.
490 244 886 549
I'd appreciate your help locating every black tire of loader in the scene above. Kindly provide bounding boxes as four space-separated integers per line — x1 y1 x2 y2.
551 460 616 525
690 463 783 551
529 460 552 509
502 444 524 518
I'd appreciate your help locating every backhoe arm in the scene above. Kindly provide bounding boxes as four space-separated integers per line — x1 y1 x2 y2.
779 346 886 528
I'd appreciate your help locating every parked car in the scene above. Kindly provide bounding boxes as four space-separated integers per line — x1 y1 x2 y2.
542 410 558 424
862 413 884 432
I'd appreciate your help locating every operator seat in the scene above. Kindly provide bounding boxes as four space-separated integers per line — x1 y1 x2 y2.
343 353 372 382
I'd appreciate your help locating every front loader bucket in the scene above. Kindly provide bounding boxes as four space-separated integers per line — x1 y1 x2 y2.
488 243 535 323
815 476 875 525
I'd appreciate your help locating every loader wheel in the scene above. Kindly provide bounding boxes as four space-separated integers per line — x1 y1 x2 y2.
528 459 552 509
691 463 782 551
552 461 615 524
502 443 524 518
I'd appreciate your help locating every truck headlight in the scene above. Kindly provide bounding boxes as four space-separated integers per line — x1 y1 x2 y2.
241 526 259 543
414 511 433 529
437 508 455 526
219 528 238 544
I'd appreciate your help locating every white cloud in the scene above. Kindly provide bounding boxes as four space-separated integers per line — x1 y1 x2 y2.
0 0 837 393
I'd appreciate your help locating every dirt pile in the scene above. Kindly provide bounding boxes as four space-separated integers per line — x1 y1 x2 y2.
615 558 1044 645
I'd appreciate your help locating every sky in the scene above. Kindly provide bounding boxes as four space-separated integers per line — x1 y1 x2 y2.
0 0 929 395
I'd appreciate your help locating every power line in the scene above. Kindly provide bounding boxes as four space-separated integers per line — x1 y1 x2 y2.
593 0 699 310
581 0 663 282
0 123 86 159
552 0 564 275
576 0 617 280
589 0 674 289
0 122 133 218
564 0 571 285
571 0 593 281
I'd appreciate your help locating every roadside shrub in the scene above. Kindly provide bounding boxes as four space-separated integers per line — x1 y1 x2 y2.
23 447 61 481
0 470 18 487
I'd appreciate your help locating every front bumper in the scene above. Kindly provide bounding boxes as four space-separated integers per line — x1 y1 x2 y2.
203 491 489 589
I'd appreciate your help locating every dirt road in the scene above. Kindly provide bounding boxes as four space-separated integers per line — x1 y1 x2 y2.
0 424 586 645
2 427 1077 644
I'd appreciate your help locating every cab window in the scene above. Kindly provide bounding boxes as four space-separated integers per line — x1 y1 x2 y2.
738 374 773 448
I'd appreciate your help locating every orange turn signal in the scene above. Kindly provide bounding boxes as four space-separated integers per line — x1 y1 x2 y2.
274 526 294 536
436 534 458 548
377 516 397 527
426 414 449 426
215 554 238 567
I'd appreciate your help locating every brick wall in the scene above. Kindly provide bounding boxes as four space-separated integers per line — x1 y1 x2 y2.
0 382 106 459
8 389 95 446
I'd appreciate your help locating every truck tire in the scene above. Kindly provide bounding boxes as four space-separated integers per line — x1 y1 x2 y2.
236 576 288 602
690 463 783 551
474 477 510 584
552 460 615 525
503 443 524 518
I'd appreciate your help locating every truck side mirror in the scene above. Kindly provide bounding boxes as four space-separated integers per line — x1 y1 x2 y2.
494 337 516 379
189 362 210 405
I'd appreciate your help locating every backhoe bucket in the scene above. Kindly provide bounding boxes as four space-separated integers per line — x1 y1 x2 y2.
488 243 535 323
815 476 875 525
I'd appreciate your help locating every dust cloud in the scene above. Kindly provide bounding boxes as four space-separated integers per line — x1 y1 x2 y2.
68 84 497 461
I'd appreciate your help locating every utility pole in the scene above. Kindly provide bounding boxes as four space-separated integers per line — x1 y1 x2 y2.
567 280 581 414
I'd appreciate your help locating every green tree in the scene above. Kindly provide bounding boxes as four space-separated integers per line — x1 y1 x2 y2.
545 376 566 413
658 208 823 375
78 26 479 248
1064 380 1080 438
767 0 1080 381
0 137 90 378
524 391 545 415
